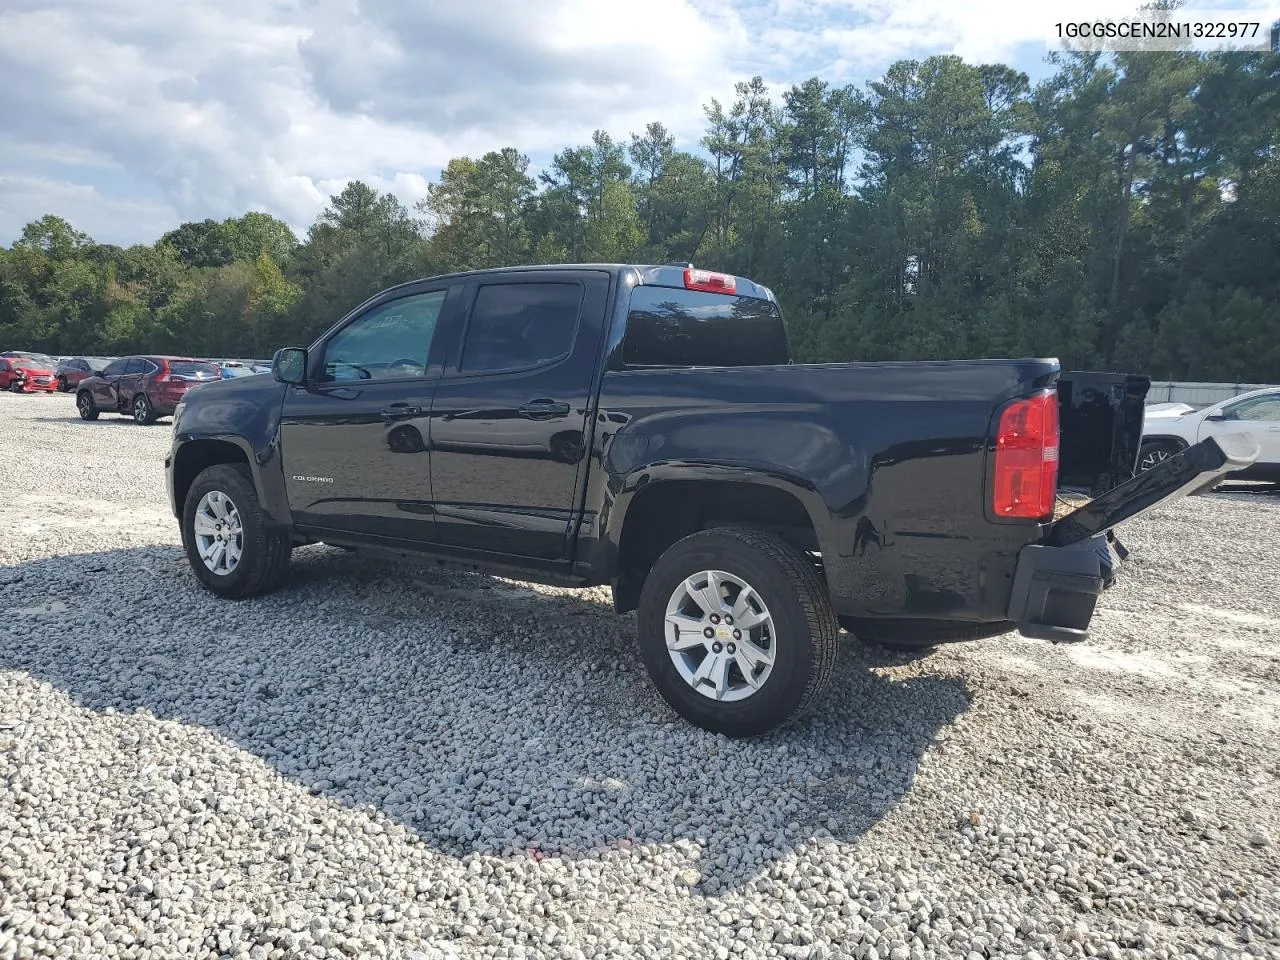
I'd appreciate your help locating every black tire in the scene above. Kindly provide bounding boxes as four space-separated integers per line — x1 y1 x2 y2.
182 463 292 599
76 391 99 420
132 393 156 425
1137 441 1176 474
637 526 839 737
9 380 23 394
56 375 68 392
845 617 1015 653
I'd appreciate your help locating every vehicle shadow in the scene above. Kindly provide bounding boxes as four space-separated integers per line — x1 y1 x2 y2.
0 544 971 893
23 415 174 426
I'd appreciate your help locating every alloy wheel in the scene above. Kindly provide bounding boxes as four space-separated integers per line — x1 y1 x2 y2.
193 490 244 576
664 569 777 702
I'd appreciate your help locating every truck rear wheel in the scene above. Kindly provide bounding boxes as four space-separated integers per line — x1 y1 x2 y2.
637 526 839 737
182 464 292 598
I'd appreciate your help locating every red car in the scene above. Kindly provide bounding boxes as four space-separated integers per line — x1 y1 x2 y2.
76 355 222 425
0 357 59 393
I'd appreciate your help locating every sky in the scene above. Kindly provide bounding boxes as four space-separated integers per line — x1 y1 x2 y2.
1 0 1274 247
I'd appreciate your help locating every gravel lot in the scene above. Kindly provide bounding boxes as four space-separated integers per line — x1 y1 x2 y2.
2 389 1279 960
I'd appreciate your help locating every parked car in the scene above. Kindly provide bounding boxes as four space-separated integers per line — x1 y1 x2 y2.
1 350 58 368
0 356 59 392
77 356 222 425
1144 401 1198 417
165 264 1255 736
1141 386 1280 482
54 356 111 392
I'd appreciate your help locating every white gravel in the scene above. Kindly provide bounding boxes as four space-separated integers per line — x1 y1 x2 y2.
2 389 1279 960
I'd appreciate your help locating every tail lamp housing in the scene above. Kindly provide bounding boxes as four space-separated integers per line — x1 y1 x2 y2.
992 389 1059 520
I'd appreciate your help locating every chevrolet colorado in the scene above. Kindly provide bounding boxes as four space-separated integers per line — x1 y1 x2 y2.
165 264 1256 735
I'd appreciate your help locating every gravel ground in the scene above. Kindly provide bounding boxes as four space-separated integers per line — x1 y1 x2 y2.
2 389 1279 960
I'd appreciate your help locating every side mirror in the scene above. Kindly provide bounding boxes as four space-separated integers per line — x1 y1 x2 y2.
1204 413 1227 422
273 347 307 386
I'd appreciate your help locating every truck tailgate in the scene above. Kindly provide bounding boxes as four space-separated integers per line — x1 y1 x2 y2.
1046 432 1259 546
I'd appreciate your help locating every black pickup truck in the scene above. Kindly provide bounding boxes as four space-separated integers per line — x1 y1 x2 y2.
165 264 1255 735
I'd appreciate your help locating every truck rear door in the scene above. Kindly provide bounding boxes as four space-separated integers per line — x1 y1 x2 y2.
426 270 612 561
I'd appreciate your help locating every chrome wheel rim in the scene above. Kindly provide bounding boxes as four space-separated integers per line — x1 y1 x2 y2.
193 491 244 576
134 396 148 422
1140 448 1171 472
78 394 90 415
665 570 776 702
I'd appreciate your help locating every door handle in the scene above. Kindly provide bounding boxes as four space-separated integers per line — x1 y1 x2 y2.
519 399 570 419
380 403 422 421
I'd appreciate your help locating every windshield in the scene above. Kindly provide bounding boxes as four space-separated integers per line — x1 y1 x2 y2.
168 361 221 379
13 360 46 371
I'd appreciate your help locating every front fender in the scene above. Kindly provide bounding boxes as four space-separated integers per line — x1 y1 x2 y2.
167 377 292 527
168 432 293 529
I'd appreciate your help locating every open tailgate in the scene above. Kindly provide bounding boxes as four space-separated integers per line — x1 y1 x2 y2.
1008 433 1258 643
1045 432 1259 546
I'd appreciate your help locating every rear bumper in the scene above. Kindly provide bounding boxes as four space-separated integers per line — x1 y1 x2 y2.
1006 535 1121 642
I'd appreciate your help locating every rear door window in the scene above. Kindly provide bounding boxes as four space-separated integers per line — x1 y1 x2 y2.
622 286 791 368
124 358 146 375
458 282 582 374
102 359 127 377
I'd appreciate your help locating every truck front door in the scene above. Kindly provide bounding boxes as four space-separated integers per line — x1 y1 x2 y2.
427 271 611 561
279 283 458 542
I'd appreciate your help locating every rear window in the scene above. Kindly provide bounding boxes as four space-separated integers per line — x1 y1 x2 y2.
168 361 221 379
622 286 791 368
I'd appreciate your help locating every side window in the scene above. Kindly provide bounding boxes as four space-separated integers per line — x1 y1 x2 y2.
321 290 446 382
123 358 146 375
1224 395 1280 422
459 282 581 374
102 359 127 377
0 361 8 372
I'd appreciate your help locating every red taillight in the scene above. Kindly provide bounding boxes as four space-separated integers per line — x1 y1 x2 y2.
992 390 1059 519
683 268 736 295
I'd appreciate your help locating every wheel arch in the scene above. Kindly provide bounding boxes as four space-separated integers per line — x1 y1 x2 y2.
608 466 826 614
1141 435 1190 453
172 437 260 521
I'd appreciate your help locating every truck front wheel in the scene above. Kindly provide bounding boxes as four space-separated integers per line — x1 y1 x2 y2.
637 526 839 737
181 464 292 598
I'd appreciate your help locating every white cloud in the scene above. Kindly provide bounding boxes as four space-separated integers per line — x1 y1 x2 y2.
2 0 1274 245
0 175 176 245
0 0 741 244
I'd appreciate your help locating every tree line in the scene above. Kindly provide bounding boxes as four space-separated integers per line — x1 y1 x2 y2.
1 49 1277 380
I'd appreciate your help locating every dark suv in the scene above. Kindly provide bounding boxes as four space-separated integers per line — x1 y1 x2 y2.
55 356 110 392
77 356 221 425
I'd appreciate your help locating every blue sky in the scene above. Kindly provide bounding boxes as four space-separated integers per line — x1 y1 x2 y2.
0 0 1273 247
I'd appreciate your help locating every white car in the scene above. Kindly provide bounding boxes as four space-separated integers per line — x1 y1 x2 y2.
1140 387 1280 482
